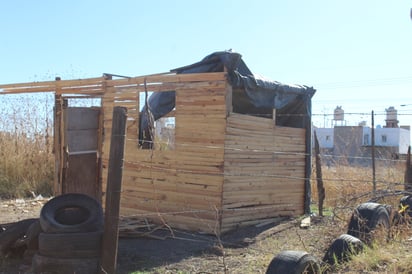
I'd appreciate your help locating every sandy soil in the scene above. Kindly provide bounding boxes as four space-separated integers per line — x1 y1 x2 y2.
0 198 45 225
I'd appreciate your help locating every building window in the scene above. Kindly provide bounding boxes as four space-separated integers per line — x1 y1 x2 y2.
363 134 369 145
326 135 330 142
139 91 176 150
381 135 387 143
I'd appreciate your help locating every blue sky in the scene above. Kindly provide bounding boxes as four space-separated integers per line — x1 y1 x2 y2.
1 1 412 128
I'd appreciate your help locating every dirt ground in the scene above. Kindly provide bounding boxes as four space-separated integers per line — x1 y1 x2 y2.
2 198 409 273
115 216 315 274
0 197 343 274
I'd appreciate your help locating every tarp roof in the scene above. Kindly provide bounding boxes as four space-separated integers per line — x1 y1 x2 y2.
140 50 316 136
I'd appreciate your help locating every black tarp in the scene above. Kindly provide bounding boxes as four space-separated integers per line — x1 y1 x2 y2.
139 50 316 136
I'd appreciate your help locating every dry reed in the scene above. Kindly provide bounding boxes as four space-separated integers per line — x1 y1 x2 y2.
0 94 54 198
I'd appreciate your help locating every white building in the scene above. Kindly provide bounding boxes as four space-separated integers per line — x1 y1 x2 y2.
362 127 410 154
313 106 410 165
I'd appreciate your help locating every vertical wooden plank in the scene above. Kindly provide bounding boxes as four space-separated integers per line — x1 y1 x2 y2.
61 98 69 194
96 79 107 203
272 109 276 123
53 92 62 195
303 101 312 215
405 146 412 192
314 131 325 216
225 83 233 116
100 106 128 274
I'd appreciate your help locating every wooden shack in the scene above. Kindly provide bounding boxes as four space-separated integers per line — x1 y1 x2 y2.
0 51 315 234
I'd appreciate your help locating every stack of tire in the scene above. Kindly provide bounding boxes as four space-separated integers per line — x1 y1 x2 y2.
265 201 394 274
32 193 104 274
322 202 390 272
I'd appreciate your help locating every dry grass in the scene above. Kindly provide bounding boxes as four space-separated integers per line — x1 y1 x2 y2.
311 161 406 217
0 94 54 198
0 131 54 198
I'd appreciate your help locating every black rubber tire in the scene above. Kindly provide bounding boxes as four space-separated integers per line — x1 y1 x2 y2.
392 195 412 226
347 202 390 244
40 193 103 233
399 195 412 218
23 248 37 265
32 253 100 274
265 250 321 274
25 219 42 250
322 234 364 266
0 218 37 256
38 231 102 258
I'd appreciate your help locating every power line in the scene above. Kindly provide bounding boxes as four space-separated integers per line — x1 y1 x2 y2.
316 75 412 90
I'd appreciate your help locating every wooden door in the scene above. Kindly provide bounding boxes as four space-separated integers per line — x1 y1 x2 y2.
61 107 102 201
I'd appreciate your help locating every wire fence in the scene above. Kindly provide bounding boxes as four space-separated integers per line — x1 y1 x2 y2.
0 94 411 271
0 93 409 194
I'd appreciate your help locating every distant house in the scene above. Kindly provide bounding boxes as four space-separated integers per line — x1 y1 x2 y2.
314 106 410 165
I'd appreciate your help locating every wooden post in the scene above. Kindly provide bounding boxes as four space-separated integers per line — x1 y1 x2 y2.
100 106 128 274
371 110 376 195
314 131 325 216
53 93 62 195
405 146 412 193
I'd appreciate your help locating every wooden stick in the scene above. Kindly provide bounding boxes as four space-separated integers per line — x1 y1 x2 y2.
314 131 325 217
405 146 412 192
100 106 127 274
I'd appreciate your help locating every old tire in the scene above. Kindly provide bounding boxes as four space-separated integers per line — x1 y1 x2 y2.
266 250 321 274
0 218 37 256
347 202 390 244
399 195 412 217
38 231 102 258
40 193 103 233
25 219 42 250
32 253 99 274
322 234 364 266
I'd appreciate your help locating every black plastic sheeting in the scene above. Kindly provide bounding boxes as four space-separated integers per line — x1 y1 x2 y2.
139 50 316 134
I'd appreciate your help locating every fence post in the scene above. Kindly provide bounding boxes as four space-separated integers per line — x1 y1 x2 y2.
314 131 325 216
405 146 412 192
100 106 128 274
371 110 376 195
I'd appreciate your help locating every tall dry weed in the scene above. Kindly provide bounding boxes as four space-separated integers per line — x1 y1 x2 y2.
0 94 54 198
311 160 406 220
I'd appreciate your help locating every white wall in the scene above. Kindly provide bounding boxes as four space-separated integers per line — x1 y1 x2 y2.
315 126 411 153
362 127 410 153
399 128 410 154
313 128 334 148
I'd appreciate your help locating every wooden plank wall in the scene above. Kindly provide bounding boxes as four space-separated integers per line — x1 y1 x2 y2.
101 73 228 233
1 74 310 234
221 113 306 233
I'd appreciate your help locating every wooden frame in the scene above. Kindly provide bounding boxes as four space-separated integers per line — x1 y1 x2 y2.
0 70 309 234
